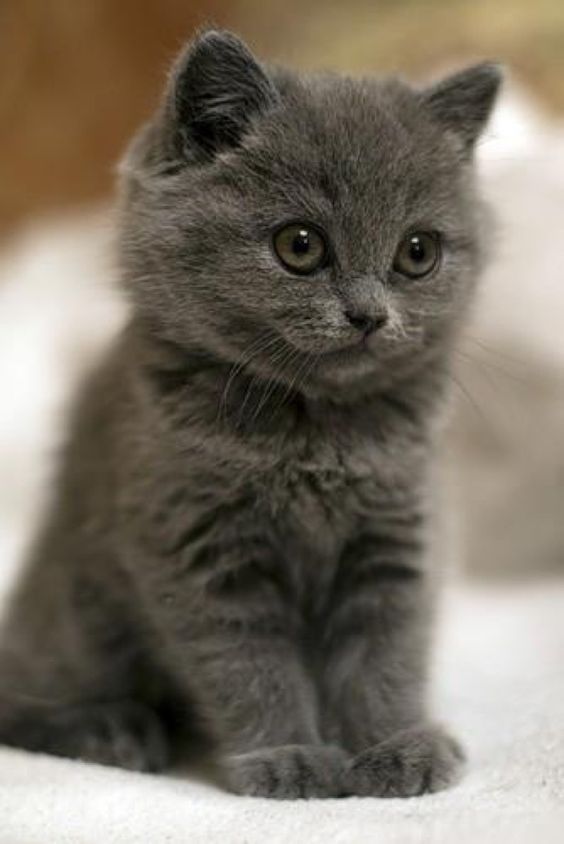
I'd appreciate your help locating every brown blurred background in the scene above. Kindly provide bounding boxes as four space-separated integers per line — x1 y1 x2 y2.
2 0 564 239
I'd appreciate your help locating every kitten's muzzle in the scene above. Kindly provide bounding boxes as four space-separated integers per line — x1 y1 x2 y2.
341 274 389 340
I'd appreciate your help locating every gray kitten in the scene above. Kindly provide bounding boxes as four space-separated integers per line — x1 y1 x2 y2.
0 30 500 798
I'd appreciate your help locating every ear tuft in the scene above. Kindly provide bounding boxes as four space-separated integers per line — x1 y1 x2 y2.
165 29 279 161
423 62 503 153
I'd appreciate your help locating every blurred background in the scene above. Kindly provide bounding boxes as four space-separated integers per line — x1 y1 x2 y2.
2 0 564 236
1 0 564 584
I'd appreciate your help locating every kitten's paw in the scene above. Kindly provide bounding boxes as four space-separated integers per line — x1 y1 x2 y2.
224 744 350 799
346 724 465 798
65 702 170 772
9 701 170 772
60 701 170 772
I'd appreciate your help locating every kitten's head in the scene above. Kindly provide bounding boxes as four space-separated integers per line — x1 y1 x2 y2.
119 30 501 398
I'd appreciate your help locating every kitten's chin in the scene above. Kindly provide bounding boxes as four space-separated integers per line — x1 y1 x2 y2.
310 355 381 395
316 344 376 376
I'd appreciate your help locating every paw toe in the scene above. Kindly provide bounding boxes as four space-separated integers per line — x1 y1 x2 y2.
225 745 349 799
348 724 465 798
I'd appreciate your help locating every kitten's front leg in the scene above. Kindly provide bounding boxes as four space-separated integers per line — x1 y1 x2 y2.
147 540 348 798
201 638 349 799
185 614 349 798
322 530 464 797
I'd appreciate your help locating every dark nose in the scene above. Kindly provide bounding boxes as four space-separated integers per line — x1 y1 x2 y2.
345 310 388 336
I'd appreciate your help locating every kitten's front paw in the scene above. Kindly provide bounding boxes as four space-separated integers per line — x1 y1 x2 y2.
41 701 170 772
347 724 465 798
224 744 349 799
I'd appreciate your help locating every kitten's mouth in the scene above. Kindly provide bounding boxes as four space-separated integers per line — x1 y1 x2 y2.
277 326 373 361
319 337 372 358
259 324 379 387
290 337 379 382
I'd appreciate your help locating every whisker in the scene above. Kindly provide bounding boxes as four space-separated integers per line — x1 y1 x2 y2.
449 372 491 427
455 344 529 388
257 345 305 425
250 343 297 423
464 334 529 370
269 347 314 422
216 330 281 425
235 336 292 428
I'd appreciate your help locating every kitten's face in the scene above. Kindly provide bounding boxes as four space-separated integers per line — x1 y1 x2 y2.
120 32 500 398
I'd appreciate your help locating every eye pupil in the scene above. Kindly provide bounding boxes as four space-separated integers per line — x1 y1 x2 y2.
292 230 310 255
409 237 426 262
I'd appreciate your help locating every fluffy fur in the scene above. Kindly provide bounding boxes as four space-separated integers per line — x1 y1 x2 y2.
0 30 500 798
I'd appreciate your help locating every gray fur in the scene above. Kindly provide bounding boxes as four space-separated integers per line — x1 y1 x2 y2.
0 30 500 797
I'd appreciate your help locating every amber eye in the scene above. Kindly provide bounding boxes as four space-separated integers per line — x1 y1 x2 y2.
393 231 440 279
272 223 327 275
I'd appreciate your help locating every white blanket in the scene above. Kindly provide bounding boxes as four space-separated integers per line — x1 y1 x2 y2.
1 580 563 843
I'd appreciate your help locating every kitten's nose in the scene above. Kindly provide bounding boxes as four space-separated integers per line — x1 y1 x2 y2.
345 310 388 336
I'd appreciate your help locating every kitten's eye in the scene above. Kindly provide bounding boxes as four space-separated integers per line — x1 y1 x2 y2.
393 231 440 279
272 223 327 275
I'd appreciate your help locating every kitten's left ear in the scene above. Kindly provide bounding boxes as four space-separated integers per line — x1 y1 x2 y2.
164 29 280 162
422 63 503 153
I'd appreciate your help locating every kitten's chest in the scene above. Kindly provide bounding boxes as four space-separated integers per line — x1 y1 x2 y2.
260 435 393 560
252 433 412 615
253 416 427 593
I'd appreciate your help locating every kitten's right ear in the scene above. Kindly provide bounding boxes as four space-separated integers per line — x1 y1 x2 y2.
163 29 279 162
422 62 503 154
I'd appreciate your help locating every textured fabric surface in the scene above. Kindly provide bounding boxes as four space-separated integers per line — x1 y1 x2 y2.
0 580 562 844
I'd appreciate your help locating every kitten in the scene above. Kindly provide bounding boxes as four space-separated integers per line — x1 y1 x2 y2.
0 30 500 798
